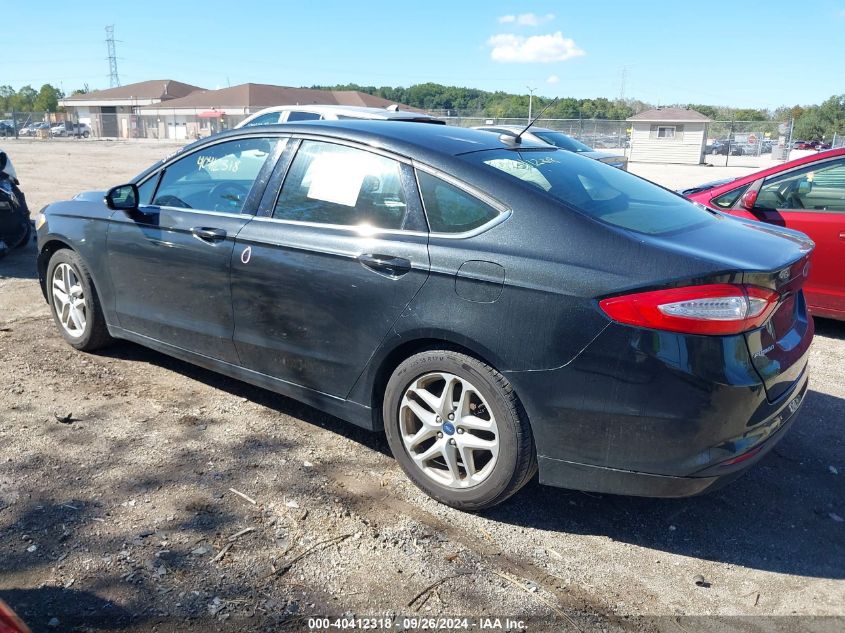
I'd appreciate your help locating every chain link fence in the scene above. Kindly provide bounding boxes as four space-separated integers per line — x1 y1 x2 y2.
2 109 825 164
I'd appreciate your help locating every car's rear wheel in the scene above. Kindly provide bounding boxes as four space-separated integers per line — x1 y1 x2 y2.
383 350 536 511
47 249 112 351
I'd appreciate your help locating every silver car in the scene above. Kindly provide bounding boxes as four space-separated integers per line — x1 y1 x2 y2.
236 104 444 129
474 125 628 170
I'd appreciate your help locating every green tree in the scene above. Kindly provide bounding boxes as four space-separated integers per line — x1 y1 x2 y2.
33 83 64 112
9 85 37 111
0 85 14 111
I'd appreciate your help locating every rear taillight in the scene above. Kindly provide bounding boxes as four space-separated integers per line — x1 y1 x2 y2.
599 284 779 335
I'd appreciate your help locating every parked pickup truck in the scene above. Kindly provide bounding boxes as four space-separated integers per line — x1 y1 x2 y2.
50 122 92 138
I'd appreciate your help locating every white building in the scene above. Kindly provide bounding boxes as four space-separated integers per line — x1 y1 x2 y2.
627 108 711 165
59 80 204 138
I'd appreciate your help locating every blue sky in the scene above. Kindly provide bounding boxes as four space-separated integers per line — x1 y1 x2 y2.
5 1 845 109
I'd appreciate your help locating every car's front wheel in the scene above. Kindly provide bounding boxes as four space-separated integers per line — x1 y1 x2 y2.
47 249 113 351
383 350 536 511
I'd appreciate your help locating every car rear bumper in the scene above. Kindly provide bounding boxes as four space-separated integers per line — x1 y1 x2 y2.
505 322 810 497
536 371 806 496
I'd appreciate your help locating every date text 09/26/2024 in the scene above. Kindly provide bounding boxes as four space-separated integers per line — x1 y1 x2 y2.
307 617 528 630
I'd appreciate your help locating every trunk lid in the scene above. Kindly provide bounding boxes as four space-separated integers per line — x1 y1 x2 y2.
646 214 814 403
743 255 814 402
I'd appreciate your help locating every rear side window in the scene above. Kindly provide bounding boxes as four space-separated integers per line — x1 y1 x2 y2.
465 149 714 235
285 111 322 122
417 171 499 233
243 112 282 127
274 141 408 229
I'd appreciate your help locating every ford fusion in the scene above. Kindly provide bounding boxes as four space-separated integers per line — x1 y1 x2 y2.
35 122 814 510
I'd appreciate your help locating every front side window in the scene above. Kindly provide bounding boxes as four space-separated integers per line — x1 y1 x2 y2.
136 172 160 205
465 148 715 235
417 171 499 233
712 184 749 209
756 158 845 212
152 138 277 213
273 141 408 229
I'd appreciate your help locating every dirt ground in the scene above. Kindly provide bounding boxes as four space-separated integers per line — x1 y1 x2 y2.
1 139 843 633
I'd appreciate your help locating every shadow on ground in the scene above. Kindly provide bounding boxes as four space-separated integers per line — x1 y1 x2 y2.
86 338 845 580
0 238 37 281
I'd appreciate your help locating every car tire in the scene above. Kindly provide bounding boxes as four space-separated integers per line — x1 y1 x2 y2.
82 131 90 138
383 350 537 511
46 249 113 352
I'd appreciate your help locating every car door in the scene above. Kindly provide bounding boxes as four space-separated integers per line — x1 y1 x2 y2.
106 136 282 362
230 139 430 397
742 156 845 317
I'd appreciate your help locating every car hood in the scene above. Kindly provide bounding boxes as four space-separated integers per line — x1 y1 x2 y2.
678 178 736 196
581 151 627 164
73 190 106 202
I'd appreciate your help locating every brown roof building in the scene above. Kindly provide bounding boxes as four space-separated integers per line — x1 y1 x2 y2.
60 79 204 107
138 83 417 115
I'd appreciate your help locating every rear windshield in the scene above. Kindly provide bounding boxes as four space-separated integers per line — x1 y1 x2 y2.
463 149 715 235
532 131 593 153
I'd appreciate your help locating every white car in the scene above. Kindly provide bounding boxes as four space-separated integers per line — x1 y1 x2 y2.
236 104 443 129
50 122 92 138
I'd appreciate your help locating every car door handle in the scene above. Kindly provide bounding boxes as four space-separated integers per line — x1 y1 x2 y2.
191 227 227 243
839 231 845 240
358 253 412 277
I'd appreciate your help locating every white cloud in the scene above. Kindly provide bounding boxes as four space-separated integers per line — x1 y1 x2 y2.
488 32 586 63
497 12 555 26
546 74 560 84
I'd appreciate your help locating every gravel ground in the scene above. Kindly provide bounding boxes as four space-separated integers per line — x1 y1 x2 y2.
0 139 843 632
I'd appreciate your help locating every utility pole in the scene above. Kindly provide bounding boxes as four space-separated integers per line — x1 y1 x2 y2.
618 66 628 101
527 86 536 123
106 25 120 88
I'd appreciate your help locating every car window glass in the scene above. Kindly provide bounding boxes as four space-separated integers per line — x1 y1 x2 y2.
757 159 845 212
712 184 749 209
533 131 593 153
137 174 158 205
417 171 499 233
152 138 277 213
243 112 281 127
466 149 713 235
285 111 322 122
273 141 407 229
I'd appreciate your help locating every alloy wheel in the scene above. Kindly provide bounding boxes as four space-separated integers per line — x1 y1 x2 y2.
51 263 87 337
399 372 499 489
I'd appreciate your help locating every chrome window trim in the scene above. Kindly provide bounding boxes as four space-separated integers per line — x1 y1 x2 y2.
248 209 512 240
135 205 255 220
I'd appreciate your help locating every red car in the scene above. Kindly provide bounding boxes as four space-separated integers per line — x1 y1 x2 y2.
684 148 845 321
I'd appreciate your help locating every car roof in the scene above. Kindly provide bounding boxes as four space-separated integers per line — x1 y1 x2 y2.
476 125 568 134
244 104 440 121
189 120 551 159
695 147 845 198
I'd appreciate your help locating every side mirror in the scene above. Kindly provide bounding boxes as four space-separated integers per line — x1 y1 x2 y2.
105 183 139 211
796 179 813 196
0 152 7 172
739 189 758 211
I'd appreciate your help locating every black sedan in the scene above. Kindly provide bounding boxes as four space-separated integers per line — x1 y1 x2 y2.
35 122 814 510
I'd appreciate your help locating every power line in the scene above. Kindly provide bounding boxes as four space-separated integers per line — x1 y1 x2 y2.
105 25 120 88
